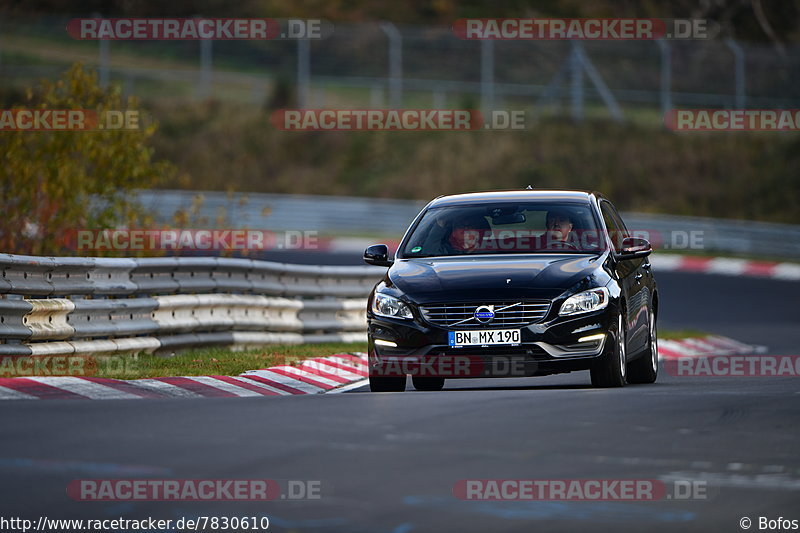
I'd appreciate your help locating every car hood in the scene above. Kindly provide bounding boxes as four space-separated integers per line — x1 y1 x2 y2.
388 254 605 303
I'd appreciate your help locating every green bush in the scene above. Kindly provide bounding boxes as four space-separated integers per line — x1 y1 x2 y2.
0 64 179 256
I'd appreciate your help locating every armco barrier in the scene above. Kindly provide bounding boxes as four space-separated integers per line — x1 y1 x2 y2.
0 253 385 357
137 190 800 259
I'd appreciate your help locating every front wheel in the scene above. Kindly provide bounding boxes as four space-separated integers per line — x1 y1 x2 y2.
590 312 627 388
369 375 406 392
627 308 659 384
412 376 445 391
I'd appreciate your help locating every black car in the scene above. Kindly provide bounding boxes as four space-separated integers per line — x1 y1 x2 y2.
363 190 658 392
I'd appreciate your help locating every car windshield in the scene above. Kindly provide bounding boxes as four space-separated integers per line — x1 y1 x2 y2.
400 202 607 257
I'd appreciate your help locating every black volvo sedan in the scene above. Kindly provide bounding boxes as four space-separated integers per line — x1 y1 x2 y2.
363 190 659 392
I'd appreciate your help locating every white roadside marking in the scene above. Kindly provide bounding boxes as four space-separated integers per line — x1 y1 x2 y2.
707 258 748 276
186 376 266 397
224 376 292 395
243 370 326 394
327 379 370 394
679 337 727 355
0 385 39 400
25 377 141 400
273 365 342 388
702 336 746 352
132 379 205 398
301 360 365 381
773 263 800 280
648 255 683 271
659 339 700 356
707 335 766 353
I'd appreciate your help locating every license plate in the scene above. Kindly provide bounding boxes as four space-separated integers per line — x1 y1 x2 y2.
448 329 521 347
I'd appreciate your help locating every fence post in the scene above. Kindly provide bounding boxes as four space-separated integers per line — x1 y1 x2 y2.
657 39 672 116
199 30 212 99
725 38 746 108
481 39 494 113
380 22 403 108
570 41 583 121
370 85 384 107
94 12 109 89
297 38 311 108
432 90 445 109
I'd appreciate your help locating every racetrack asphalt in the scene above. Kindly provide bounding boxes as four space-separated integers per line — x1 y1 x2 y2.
1 253 798 532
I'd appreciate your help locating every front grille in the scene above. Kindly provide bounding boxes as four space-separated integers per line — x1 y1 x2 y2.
420 301 550 329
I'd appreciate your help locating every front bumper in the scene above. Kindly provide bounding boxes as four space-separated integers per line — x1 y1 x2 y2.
367 306 616 378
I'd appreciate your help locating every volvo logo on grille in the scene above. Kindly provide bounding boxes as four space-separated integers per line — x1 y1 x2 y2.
474 305 495 323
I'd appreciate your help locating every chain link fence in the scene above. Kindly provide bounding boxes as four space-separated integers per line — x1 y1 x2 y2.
2 17 799 119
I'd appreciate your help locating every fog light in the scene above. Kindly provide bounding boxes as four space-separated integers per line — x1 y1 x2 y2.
577 333 606 343
374 339 398 347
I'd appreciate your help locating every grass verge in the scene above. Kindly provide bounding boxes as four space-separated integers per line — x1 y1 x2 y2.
0 331 710 380
94 342 367 380
659 329 708 340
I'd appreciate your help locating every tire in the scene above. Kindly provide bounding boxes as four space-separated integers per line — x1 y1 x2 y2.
369 375 406 392
412 376 445 391
627 308 659 384
590 312 627 388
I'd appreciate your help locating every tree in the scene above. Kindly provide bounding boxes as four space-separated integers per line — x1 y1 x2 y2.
0 64 178 256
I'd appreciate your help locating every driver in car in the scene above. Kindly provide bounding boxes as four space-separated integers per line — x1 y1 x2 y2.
545 209 576 248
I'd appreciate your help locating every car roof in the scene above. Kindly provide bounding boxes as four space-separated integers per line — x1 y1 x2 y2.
427 190 597 208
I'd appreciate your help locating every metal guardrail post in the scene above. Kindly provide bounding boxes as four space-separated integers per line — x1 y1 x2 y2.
570 41 583 122
574 44 623 122
199 24 213 99
297 38 311 108
657 39 672 116
725 38 746 109
370 84 384 107
380 22 403 108
93 12 109 89
481 39 495 113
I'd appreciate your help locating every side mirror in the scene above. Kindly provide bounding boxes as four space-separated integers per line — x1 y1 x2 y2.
616 237 652 260
363 244 393 267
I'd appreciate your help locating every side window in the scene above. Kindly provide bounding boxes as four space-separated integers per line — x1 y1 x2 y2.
600 201 628 252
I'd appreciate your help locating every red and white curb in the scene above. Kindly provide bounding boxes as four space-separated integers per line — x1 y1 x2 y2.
0 336 768 400
0 353 369 401
658 335 766 361
648 255 800 280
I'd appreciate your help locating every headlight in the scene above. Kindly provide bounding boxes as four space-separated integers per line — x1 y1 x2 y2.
372 293 413 319
559 287 609 316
